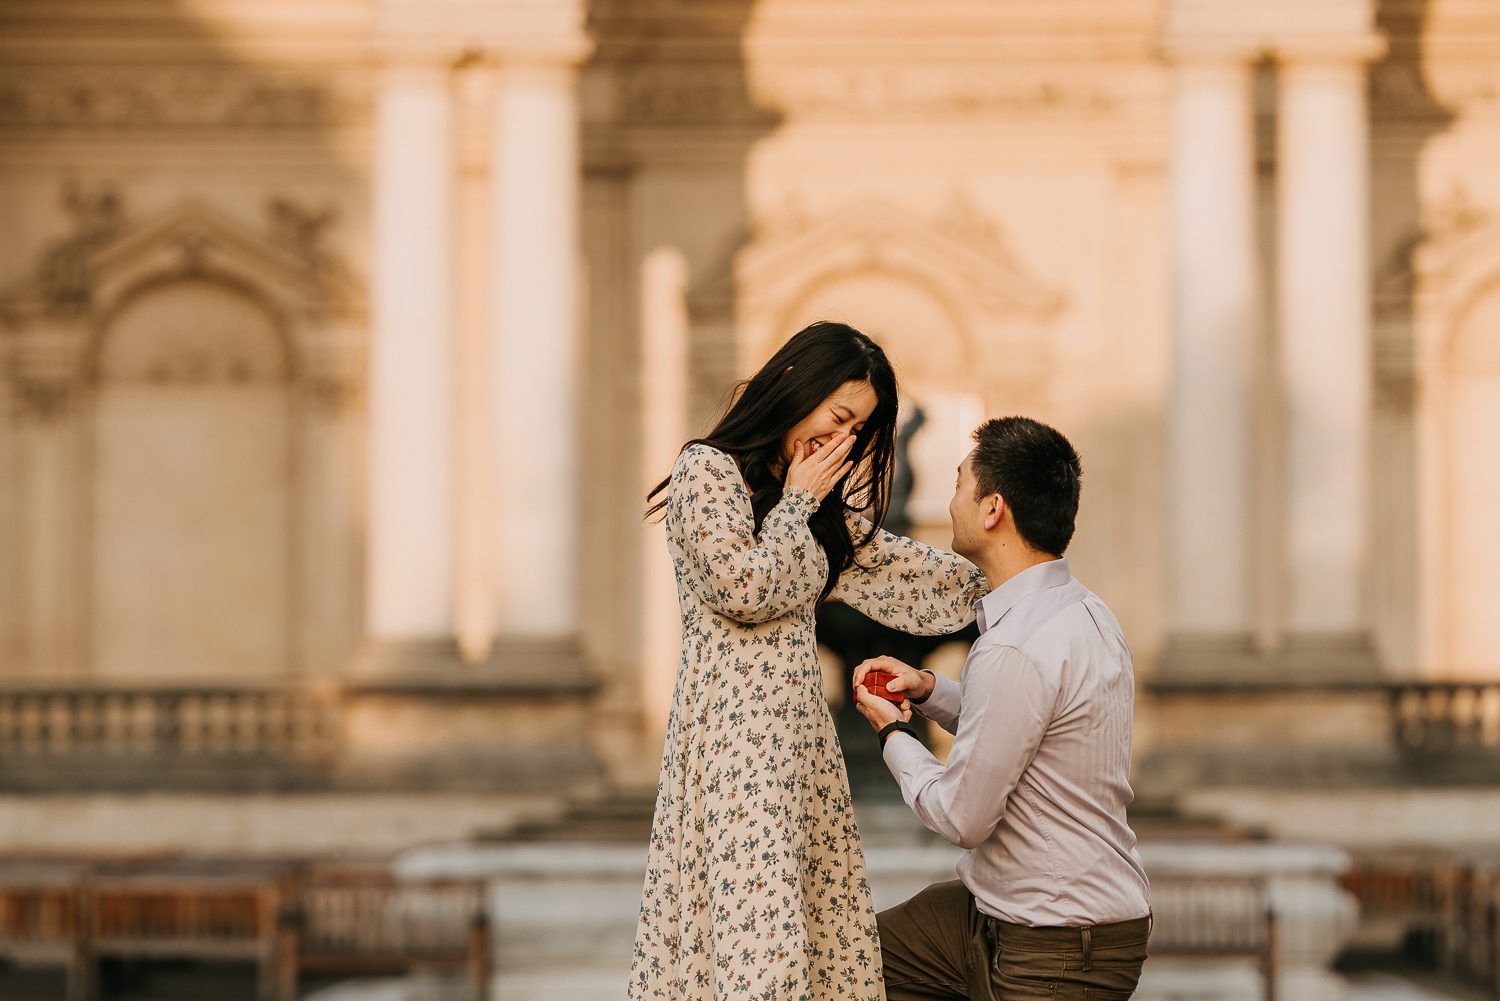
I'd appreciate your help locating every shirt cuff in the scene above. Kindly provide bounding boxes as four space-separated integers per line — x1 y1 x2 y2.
881 725 933 775
780 485 820 513
915 674 961 726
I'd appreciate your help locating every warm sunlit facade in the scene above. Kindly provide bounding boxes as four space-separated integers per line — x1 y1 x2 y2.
0 0 1498 862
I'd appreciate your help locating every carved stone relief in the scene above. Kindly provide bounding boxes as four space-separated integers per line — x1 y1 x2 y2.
36 184 126 311
1375 186 1495 323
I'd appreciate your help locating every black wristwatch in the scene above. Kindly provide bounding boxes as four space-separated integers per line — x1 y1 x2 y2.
878 720 919 748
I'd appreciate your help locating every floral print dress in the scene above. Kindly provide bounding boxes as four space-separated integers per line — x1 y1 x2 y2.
629 444 988 1001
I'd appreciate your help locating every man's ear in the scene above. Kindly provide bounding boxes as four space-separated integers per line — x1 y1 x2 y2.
983 494 1005 532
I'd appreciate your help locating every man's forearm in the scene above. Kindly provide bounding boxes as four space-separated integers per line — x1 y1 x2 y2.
880 728 978 847
913 672 961 733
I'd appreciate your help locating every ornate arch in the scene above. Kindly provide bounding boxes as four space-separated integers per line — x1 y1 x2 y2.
687 193 1066 415
1378 194 1500 675
3 196 363 412
1 192 366 679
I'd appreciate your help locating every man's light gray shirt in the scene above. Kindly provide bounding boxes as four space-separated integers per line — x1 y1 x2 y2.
882 557 1151 926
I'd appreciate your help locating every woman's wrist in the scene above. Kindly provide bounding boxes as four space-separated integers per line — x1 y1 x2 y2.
782 484 820 507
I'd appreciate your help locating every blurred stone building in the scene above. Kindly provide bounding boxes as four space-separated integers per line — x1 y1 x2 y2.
0 0 1497 858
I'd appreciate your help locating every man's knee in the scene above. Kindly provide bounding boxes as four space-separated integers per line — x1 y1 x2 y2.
877 880 972 936
876 881 979 1001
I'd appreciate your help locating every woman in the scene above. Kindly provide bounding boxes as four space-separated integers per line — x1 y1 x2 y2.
629 321 988 1001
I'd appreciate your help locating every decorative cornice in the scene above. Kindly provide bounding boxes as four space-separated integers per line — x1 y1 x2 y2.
374 0 590 70
614 63 1120 126
1271 32 1386 65
0 69 369 131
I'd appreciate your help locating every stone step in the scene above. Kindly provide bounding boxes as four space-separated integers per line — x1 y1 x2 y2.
394 836 1362 1001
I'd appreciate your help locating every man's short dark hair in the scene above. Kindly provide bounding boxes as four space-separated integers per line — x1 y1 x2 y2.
970 417 1082 556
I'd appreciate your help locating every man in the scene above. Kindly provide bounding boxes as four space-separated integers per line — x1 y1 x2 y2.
853 416 1151 1001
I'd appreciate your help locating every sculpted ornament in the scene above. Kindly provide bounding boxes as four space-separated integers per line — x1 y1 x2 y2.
38 183 126 311
1376 185 1494 318
1423 186 1492 247
267 199 341 275
11 377 72 422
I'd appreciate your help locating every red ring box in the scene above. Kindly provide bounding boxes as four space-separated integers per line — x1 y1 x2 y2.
859 670 906 704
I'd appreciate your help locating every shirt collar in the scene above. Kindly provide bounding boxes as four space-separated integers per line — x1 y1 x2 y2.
975 558 1073 634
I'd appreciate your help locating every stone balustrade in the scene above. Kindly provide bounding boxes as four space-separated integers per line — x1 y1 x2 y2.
0 685 341 792
1392 682 1500 753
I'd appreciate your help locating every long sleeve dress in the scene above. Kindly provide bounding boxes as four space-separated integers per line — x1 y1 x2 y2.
628 443 988 1001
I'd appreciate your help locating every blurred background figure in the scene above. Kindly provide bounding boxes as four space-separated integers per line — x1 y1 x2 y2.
0 0 1498 999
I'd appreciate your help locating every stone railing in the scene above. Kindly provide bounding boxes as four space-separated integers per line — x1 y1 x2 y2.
0 685 341 790
1391 682 1500 753
1390 682 1500 787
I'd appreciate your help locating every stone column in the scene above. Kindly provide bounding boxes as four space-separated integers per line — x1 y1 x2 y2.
1275 37 1384 666
452 60 497 665
9 330 85 679
489 49 588 645
364 62 457 663
1163 49 1260 670
639 248 690 736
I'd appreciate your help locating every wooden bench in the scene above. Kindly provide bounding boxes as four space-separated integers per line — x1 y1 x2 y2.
0 860 93 1000
87 859 291 1001
1444 851 1500 997
1146 874 1278 1001
276 865 489 1001
0 858 489 1001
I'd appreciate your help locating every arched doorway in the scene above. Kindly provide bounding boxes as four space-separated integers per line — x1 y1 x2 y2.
774 269 984 796
777 268 983 535
89 279 294 680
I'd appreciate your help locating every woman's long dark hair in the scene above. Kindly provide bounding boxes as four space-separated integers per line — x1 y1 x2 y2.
645 320 900 601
